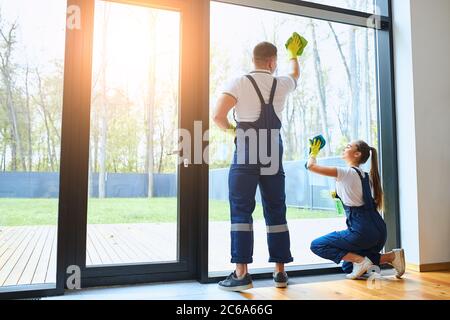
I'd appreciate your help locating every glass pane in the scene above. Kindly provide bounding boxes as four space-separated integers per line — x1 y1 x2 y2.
86 1 180 266
209 2 378 274
303 0 377 13
0 0 66 289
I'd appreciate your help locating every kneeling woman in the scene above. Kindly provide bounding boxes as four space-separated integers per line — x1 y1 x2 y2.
307 140 405 279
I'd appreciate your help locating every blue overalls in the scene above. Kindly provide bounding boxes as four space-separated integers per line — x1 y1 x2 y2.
228 74 293 265
310 168 387 273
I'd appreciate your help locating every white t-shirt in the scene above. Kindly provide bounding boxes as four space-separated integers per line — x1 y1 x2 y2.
336 167 373 207
221 69 297 122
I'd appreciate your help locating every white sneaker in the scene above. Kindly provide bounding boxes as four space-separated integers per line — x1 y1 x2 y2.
390 249 406 279
346 257 374 280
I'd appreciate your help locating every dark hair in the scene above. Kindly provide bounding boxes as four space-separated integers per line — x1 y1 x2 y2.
355 140 384 211
253 42 277 63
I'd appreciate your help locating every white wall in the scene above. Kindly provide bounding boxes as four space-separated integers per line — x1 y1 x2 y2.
392 0 420 265
392 0 450 265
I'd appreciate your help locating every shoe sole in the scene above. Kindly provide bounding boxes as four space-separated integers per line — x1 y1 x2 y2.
395 249 406 279
218 283 253 292
274 281 288 288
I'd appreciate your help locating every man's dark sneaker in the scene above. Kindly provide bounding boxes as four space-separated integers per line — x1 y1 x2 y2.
273 272 288 288
218 272 253 292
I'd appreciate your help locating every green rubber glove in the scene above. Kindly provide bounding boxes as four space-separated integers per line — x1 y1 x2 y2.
285 32 308 60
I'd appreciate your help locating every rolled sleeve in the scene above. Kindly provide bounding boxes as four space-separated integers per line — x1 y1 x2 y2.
336 167 350 182
276 75 297 94
221 77 241 101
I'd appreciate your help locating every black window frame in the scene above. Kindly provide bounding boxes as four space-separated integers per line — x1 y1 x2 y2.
197 0 399 283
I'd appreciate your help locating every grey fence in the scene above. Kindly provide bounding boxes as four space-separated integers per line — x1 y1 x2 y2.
209 157 348 210
88 173 176 198
0 172 60 198
0 172 176 199
0 157 359 210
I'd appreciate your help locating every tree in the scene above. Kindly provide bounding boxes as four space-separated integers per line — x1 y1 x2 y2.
97 5 110 198
0 124 7 171
309 20 331 156
349 25 360 140
145 12 157 197
35 69 58 171
0 18 26 171
24 65 32 171
328 22 352 142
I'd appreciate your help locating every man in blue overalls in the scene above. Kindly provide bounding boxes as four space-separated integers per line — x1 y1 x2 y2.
213 37 304 291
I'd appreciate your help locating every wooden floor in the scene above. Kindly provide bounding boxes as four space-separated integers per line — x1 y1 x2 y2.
240 270 450 300
0 219 346 288
45 270 450 300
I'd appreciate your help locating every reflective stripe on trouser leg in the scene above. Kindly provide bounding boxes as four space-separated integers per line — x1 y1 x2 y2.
229 164 259 264
267 224 289 233
231 224 253 232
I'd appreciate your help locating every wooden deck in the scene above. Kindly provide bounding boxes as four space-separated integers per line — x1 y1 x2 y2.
0 218 346 288
0 226 57 287
0 223 178 288
85 224 177 266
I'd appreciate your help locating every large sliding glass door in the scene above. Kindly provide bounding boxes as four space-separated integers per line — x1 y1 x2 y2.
0 0 67 297
208 0 378 275
0 0 205 298
76 0 201 286
85 0 180 267
206 0 397 278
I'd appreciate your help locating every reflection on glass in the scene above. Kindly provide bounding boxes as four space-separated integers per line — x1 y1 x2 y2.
209 2 379 274
86 1 180 266
0 0 66 288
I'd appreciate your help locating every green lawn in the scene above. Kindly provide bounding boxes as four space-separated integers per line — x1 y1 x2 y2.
0 198 340 226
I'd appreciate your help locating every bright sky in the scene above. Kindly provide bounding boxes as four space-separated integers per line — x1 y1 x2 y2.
91 1 180 104
0 0 377 154
209 1 378 161
0 0 67 72
0 0 180 97
210 1 374 90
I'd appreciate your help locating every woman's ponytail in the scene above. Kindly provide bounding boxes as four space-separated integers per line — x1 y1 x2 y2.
370 147 384 211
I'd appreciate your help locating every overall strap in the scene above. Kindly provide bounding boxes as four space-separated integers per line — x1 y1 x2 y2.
246 75 266 105
351 167 375 210
268 78 278 105
351 167 365 180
